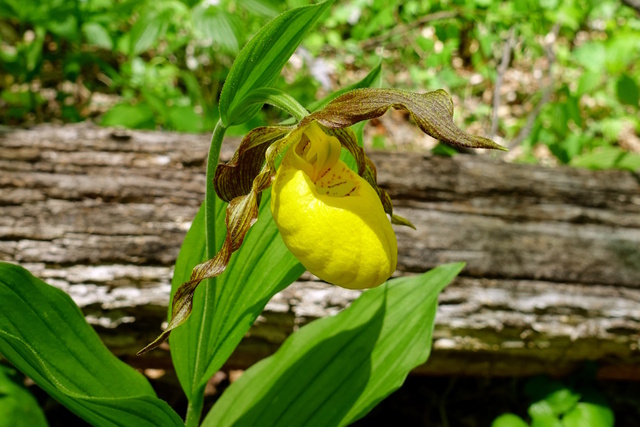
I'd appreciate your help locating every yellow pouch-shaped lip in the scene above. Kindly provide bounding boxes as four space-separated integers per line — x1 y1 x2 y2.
271 123 397 289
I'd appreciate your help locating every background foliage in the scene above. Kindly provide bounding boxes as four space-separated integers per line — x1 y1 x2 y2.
1 0 639 168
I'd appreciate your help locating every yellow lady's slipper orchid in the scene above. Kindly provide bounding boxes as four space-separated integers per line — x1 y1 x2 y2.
271 122 396 289
139 88 507 354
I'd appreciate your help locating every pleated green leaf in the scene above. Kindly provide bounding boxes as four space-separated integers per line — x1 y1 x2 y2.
168 192 305 400
0 262 183 427
218 0 335 126
203 262 464 427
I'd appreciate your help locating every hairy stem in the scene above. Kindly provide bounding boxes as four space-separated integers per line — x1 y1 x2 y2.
184 119 226 426
206 119 227 258
185 388 205 427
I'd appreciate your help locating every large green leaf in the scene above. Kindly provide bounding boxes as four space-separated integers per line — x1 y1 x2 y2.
203 263 464 427
218 0 335 126
169 191 305 400
0 263 183 427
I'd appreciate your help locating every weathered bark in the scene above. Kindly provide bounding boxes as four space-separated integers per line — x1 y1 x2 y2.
1 123 639 379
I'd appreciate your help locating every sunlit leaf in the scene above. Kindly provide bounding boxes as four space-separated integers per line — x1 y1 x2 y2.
219 0 335 126
203 263 464 427
0 263 183 427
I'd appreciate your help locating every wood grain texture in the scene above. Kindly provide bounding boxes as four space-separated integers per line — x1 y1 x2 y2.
1 122 639 378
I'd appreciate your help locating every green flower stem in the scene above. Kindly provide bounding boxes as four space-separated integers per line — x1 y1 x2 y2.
184 118 226 427
242 87 309 122
185 395 204 427
206 118 227 259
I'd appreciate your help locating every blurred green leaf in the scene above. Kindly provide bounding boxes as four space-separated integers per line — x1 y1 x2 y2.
168 105 203 132
219 0 335 126
0 366 48 427
130 9 172 56
540 0 559 10
550 103 568 137
101 102 156 129
25 26 45 73
562 402 614 427
544 388 581 416
203 263 465 427
372 134 386 149
0 263 183 427
432 142 459 157
492 414 530 427
606 33 640 74
572 42 606 72
616 74 640 107
193 6 241 53
597 118 625 143
617 152 640 171
46 14 78 40
576 71 601 97
570 146 640 171
238 0 281 17
570 147 620 170
0 0 21 19
82 22 113 50
140 88 169 118
529 400 558 421
531 414 563 427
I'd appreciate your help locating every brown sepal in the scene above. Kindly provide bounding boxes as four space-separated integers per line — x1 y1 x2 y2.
138 131 300 355
305 88 507 151
214 126 292 202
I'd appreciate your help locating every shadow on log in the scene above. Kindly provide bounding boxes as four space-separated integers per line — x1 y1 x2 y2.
1 123 639 379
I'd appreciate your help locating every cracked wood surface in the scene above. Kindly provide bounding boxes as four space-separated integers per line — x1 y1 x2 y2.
1 122 640 379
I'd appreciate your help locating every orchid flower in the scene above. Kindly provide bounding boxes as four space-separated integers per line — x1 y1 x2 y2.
140 88 505 353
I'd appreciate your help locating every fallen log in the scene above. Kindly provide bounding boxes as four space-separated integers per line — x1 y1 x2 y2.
1 122 639 379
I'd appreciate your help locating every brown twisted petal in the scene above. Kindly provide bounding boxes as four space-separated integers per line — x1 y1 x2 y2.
214 126 293 202
304 88 507 151
139 127 305 354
